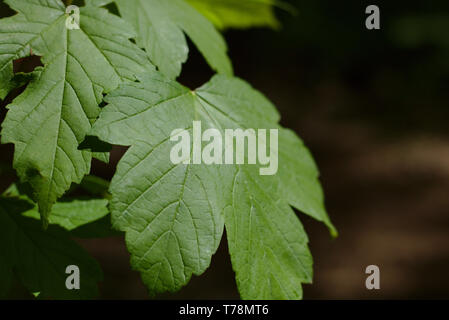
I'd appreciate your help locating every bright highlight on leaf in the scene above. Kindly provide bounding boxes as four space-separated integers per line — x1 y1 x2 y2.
187 0 282 30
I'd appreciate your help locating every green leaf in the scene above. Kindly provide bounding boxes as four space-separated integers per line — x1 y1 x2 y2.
85 0 113 7
90 71 334 299
225 166 312 299
0 0 154 222
0 197 103 299
186 0 281 30
22 199 109 231
193 74 335 234
278 128 337 236
3 183 109 231
107 0 232 79
85 0 285 31
0 71 40 100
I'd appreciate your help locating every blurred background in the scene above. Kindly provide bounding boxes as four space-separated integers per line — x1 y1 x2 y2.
1 0 448 299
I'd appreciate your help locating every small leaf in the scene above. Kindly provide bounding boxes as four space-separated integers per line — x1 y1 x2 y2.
4 183 109 231
0 71 40 100
22 199 109 231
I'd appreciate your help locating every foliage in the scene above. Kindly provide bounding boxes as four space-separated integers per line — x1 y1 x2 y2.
0 0 334 299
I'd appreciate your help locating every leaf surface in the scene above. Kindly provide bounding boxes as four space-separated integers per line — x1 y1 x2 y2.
109 0 232 79
0 0 153 222
91 71 333 298
225 166 312 299
22 199 109 231
3 182 110 231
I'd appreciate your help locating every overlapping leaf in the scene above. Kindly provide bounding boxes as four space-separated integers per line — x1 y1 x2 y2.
21 199 109 231
90 71 334 299
4 183 109 231
86 0 285 31
88 0 233 79
0 0 154 223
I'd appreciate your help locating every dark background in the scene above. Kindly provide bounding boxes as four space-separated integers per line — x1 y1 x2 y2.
1 0 448 299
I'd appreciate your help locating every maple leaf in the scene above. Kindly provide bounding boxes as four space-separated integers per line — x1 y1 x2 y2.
90 71 335 298
0 0 154 223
